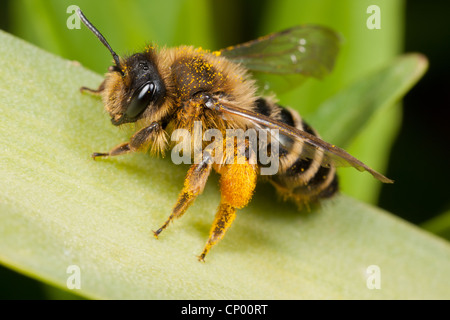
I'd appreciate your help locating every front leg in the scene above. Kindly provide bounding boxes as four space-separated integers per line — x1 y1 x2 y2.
80 80 106 96
92 122 163 159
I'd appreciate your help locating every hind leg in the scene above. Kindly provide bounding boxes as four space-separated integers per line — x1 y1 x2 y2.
198 161 258 261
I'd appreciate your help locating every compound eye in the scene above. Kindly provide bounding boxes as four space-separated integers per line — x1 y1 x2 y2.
126 82 155 119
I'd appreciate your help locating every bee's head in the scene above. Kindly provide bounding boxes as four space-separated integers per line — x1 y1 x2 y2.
102 52 166 126
77 9 166 126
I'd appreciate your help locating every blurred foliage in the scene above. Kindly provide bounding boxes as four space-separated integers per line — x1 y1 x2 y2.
378 2 450 229
422 210 450 241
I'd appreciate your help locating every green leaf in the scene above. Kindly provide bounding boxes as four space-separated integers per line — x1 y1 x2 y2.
1 31 449 299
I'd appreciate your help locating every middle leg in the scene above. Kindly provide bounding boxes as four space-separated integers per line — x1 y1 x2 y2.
153 152 213 237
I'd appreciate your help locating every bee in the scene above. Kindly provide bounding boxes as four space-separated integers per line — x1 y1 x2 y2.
76 9 393 261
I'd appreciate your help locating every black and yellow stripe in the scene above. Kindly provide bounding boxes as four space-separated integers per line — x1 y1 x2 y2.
253 97 338 207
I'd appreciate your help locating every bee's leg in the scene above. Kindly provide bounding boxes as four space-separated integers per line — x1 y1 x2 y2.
198 161 258 262
153 152 213 237
92 122 162 159
80 80 106 96
91 143 130 159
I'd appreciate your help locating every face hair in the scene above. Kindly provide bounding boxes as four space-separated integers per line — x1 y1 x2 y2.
76 8 124 76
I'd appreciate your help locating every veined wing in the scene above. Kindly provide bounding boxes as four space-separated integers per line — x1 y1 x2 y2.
207 100 393 184
220 25 341 79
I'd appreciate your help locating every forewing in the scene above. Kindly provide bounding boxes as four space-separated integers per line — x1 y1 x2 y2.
208 100 393 184
220 25 341 79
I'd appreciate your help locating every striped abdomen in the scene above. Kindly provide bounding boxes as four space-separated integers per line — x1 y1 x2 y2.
253 97 338 207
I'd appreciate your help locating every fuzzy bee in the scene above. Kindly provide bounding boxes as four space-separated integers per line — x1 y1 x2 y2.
76 9 393 261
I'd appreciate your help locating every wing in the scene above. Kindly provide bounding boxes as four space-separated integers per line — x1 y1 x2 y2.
207 100 393 184
220 25 341 79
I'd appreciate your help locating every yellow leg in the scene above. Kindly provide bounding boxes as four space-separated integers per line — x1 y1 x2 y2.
198 203 236 261
153 154 212 237
198 161 258 262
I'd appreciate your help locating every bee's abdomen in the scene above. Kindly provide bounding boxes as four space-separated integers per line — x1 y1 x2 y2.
254 98 339 207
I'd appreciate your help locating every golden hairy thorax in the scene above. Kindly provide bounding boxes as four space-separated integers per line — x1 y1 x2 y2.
160 46 258 125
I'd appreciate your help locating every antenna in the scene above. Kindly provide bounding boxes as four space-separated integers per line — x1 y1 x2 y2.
76 8 124 76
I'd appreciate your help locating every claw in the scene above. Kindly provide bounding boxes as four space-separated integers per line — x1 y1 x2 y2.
152 228 163 239
91 152 109 160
